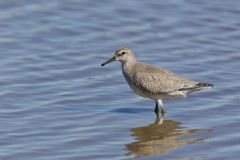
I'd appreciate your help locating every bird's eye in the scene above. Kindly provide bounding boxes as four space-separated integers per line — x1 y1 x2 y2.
121 52 126 55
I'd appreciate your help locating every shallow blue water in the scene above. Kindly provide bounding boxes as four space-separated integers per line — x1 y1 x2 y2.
0 0 240 160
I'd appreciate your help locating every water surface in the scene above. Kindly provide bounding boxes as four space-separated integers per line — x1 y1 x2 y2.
0 0 240 160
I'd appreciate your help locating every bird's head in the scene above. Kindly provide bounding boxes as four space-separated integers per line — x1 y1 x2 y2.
101 47 136 66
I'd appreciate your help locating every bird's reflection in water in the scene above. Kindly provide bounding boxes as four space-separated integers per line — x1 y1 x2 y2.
127 119 211 157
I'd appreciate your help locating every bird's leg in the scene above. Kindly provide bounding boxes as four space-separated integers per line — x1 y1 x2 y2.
157 99 166 116
154 100 165 124
154 101 159 120
161 107 166 116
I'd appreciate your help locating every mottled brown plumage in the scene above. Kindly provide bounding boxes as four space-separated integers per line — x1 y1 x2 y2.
126 61 197 93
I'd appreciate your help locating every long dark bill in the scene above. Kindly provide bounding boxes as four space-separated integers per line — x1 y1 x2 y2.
101 56 116 66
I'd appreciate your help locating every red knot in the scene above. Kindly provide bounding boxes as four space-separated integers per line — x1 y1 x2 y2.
101 47 214 123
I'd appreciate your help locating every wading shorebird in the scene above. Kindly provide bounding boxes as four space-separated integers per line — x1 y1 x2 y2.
101 48 213 122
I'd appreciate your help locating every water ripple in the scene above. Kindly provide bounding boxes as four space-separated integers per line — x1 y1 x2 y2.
0 0 240 160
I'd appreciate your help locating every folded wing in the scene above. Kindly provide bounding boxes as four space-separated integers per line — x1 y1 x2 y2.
132 62 198 93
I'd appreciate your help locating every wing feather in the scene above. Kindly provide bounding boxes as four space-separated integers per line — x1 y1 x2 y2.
132 62 197 93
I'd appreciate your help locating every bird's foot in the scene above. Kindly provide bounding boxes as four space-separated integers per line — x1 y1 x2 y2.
154 117 164 125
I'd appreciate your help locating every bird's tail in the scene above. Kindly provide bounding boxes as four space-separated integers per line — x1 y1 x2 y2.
195 83 214 89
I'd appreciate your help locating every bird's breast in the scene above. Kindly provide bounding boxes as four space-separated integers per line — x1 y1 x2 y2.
122 69 152 98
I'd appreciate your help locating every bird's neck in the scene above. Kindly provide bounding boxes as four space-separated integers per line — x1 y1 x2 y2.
121 59 136 68
121 59 136 77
